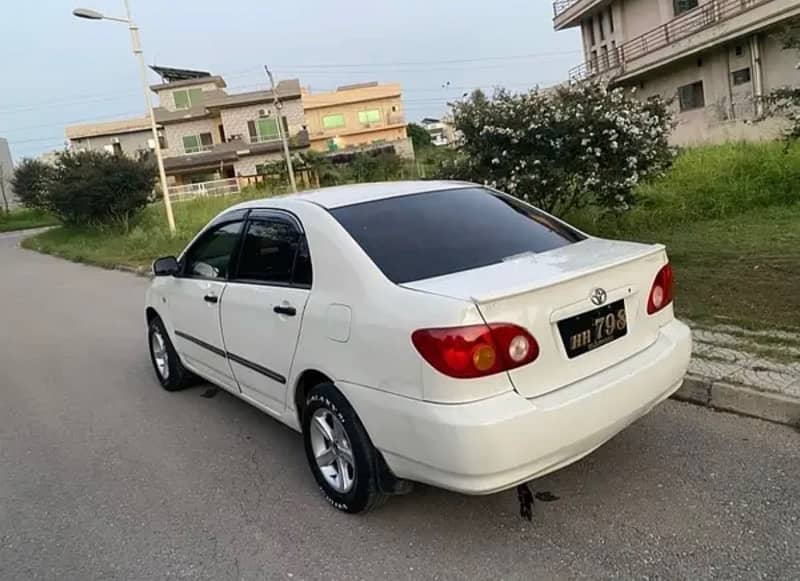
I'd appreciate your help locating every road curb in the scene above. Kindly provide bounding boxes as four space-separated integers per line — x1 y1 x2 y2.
114 264 151 278
673 375 800 427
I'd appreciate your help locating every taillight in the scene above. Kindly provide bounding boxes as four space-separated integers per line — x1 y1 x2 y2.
647 263 674 314
411 323 539 379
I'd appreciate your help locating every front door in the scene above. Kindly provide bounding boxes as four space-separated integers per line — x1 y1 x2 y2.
169 219 243 391
220 211 312 413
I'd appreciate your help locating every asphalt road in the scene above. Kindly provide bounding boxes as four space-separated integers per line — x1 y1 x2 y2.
1 229 798 581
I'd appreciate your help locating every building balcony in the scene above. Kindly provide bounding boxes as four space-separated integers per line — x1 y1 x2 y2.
553 0 607 30
569 0 800 82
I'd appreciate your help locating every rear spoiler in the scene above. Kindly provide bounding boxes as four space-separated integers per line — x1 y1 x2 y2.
468 243 666 304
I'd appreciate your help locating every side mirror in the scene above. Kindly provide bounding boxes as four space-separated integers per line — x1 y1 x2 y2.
153 256 180 276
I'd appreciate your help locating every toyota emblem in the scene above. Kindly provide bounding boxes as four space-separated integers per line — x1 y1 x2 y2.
590 288 608 306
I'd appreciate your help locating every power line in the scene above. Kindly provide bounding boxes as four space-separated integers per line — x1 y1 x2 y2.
269 50 582 69
0 52 577 113
3 111 144 135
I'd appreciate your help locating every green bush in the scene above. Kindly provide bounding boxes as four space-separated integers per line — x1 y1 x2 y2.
47 150 155 227
11 158 54 211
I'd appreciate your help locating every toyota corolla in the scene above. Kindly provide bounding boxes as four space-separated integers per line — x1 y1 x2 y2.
145 181 691 513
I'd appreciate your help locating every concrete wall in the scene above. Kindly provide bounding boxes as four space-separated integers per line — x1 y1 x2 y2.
0 138 19 210
219 99 305 143
304 93 406 143
308 126 409 153
233 152 285 176
630 30 797 144
70 129 153 157
155 81 223 112
161 117 221 158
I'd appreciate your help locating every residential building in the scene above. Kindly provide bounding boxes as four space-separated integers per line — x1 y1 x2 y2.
0 138 19 211
65 117 155 157
420 117 457 147
149 67 308 186
65 66 309 192
302 82 414 158
554 0 800 144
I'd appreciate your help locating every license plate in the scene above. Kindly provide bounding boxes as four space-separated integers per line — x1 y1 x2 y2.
558 299 627 359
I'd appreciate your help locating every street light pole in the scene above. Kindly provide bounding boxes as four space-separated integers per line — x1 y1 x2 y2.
73 1 176 235
264 66 297 193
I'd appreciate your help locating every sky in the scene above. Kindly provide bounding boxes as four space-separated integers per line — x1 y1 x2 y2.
0 0 581 161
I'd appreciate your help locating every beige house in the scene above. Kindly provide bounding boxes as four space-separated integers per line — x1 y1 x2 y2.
66 66 309 191
65 117 155 157
302 82 414 158
554 0 800 144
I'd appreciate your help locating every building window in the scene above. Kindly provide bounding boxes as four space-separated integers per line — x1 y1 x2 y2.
323 114 345 130
358 109 381 125
599 12 605 42
732 68 752 86
173 88 203 110
601 45 610 70
673 0 699 16
586 17 595 46
182 132 213 154
590 50 598 73
247 118 280 143
608 7 614 33
677 81 705 112
735 45 744 57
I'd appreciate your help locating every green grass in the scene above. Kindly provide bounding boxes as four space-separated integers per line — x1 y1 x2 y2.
638 204 799 330
21 189 271 269
21 142 800 332
567 141 800 331
0 208 59 233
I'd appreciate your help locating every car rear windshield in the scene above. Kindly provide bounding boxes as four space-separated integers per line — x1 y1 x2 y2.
330 187 585 284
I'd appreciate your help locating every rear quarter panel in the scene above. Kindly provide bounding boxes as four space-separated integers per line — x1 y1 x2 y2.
286 202 512 405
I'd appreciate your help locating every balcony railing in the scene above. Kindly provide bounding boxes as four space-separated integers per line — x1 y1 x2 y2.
553 0 581 17
570 0 770 81
168 178 240 203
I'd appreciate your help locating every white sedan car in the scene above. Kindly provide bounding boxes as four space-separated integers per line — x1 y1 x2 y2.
145 181 691 513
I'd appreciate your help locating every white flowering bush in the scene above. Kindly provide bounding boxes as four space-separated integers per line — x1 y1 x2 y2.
437 82 674 215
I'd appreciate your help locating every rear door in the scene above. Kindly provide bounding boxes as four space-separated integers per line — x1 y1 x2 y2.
169 217 244 391
220 210 312 413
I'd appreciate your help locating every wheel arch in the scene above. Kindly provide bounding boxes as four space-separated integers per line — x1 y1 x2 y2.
293 368 334 425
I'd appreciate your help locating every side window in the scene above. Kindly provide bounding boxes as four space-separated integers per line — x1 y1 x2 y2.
235 217 312 286
184 221 243 279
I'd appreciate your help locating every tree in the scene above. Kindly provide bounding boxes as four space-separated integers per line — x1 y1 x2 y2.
436 83 674 215
11 158 54 212
762 21 800 142
406 122 432 151
47 150 155 227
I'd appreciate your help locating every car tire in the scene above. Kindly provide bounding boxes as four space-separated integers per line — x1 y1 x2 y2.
147 315 198 391
302 383 389 514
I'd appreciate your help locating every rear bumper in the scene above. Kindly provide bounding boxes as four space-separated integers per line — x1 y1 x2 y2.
339 319 692 495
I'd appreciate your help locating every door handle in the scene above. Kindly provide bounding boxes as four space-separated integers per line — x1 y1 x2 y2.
204 294 219 304
273 305 296 316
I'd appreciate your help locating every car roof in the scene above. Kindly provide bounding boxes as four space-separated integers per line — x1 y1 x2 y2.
231 180 475 211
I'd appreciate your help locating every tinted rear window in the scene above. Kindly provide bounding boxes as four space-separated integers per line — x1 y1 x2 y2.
330 187 585 284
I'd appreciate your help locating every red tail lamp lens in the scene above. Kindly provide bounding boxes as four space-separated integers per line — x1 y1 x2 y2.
412 323 539 379
648 263 674 314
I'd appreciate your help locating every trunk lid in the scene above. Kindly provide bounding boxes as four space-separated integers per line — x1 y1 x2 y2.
402 238 670 398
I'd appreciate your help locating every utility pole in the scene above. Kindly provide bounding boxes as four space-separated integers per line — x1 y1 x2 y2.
73 1 176 235
264 66 297 193
123 0 176 234
0 162 9 214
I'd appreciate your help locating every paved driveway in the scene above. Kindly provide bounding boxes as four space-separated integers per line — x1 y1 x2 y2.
1 229 798 580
